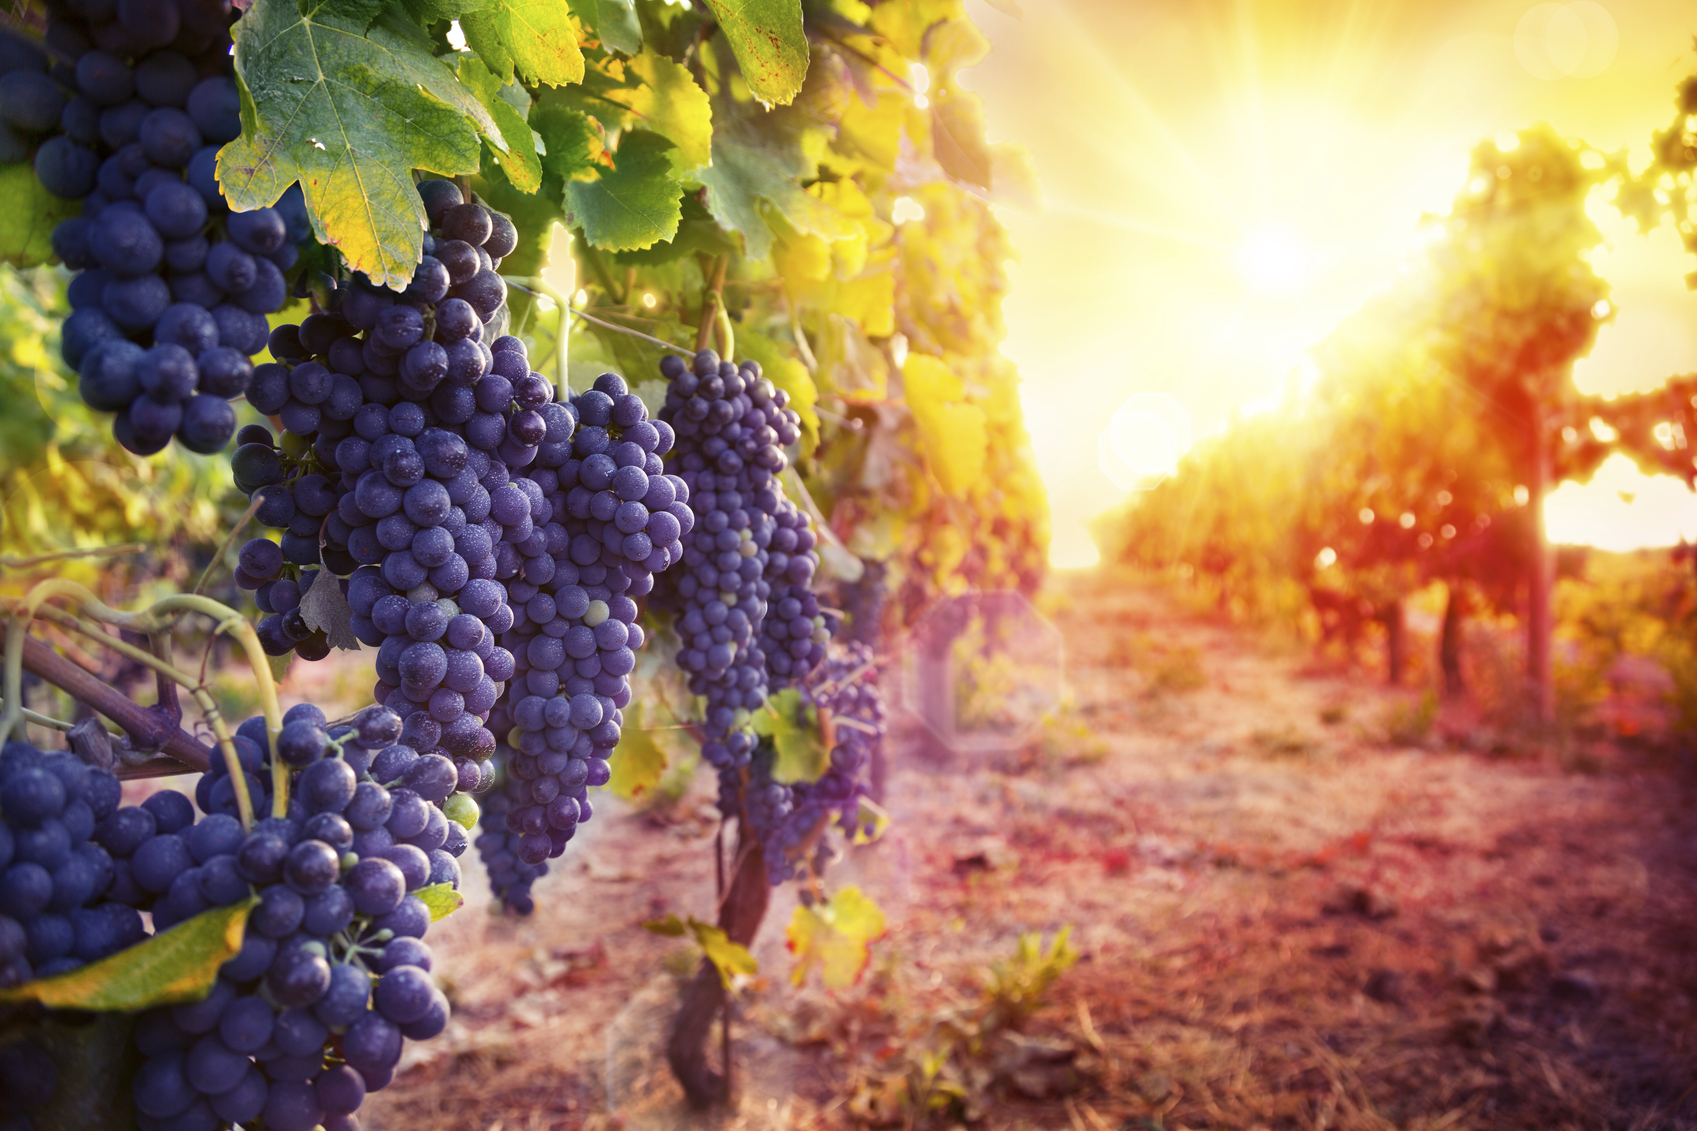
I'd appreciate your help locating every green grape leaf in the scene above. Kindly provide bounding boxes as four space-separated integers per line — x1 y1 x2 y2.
0 164 80 268
700 0 808 105
752 689 828 784
622 51 712 173
570 0 641 54
313 0 384 27
458 55 543 194
531 98 606 183
220 0 506 290
414 883 465 921
0 897 256 1010
461 0 586 87
299 565 360 650
565 131 684 251
612 217 737 264
608 702 669 799
695 114 854 260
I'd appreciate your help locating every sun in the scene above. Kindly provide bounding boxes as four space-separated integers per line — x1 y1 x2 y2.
1236 223 1317 294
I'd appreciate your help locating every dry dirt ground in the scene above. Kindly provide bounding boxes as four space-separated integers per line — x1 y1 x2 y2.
358 570 1697 1131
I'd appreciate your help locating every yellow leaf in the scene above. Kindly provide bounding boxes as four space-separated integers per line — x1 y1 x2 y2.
643 914 689 937
832 273 895 338
623 50 713 173
693 920 759 988
903 354 987 496
645 916 758 987
0 163 81 268
0 897 256 1011
833 91 903 174
608 701 669 799
414 883 464 921
776 231 833 283
786 886 886 989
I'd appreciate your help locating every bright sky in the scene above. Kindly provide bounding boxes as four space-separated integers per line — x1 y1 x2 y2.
960 0 1697 567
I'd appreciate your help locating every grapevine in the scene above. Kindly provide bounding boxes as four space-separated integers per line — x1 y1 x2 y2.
0 0 1047 1119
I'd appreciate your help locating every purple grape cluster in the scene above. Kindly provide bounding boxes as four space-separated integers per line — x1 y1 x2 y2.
0 740 132 985
745 642 885 883
652 349 834 825
1 3 310 456
472 370 691 879
82 703 466 1131
217 177 691 913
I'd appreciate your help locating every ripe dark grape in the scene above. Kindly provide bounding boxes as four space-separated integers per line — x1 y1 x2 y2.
1 69 66 132
33 136 99 198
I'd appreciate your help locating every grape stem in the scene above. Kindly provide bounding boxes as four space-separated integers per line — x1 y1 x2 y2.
0 698 84 732
501 276 694 356
0 583 281 825
192 493 266 597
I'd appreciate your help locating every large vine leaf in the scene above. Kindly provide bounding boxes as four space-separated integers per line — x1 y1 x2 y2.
220 0 505 290
0 898 255 1010
696 116 836 260
622 51 712 173
565 131 684 251
461 0 586 87
903 353 987 497
0 163 80 267
530 97 606 183
700 0 808 105
458 56 543 194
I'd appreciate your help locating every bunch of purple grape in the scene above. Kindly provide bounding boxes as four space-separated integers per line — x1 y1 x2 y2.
88 703 463 1131
1 0 310 456
220 176 693 913
652 349 834 830
475 370 691 874
745 642 885 883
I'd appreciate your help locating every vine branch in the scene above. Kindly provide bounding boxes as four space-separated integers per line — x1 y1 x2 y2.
0 624 212 774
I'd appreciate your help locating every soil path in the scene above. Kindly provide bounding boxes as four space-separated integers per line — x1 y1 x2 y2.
362 570 1697 1131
